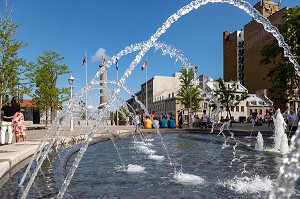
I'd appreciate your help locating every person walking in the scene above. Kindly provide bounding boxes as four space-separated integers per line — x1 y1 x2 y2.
134 112 140 133
177 110 183 129
1 97 20 145
200 110 209 129
287 110 298 131
12 109 26 143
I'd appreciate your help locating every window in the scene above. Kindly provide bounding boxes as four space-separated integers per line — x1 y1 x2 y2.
236 106 239 112
204 103 208 109
241 106 244 112
231 106 234 112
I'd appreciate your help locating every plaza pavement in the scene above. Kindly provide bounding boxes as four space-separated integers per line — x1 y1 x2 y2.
0 122 273 186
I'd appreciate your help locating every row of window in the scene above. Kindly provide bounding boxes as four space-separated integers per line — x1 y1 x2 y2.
225 106 245 112
152 101 176 112
153 93 176 102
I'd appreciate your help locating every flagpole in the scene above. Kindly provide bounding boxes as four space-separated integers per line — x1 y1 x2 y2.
146 59 148 112
85 50 88 126
116 68 119 126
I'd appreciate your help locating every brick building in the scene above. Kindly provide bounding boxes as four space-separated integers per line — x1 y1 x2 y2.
223 0 286 98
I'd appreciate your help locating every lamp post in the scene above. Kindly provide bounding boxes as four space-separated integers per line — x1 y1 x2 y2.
189 82 193 128
68 75 75 131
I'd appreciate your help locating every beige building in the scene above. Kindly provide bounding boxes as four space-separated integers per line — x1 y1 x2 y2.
246 89 273 120
200 75 273 123
127 72 183 120
204 79 249 122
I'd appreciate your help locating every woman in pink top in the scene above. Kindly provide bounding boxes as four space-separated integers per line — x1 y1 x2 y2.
12 109 26 143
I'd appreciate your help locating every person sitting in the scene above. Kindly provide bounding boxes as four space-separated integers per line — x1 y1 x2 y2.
144 116 152 129
153 117 159 129
160 116 168 128
168 117 176 128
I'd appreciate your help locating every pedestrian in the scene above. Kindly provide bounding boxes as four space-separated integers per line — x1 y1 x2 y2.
153 117 160 129
201 110 209 129
134 112 140 132
287 110 298 131
160 116 167 128
177 110 183 129
12 109 26 143
1 97 20 145
169 116 176 128
150 111 155 119
144 116 152 129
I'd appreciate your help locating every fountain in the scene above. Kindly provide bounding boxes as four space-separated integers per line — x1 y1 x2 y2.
255 132 264 151
273 109 287 152
0 0 299 198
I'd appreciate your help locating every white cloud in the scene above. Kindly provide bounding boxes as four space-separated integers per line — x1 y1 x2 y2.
91 48 111 63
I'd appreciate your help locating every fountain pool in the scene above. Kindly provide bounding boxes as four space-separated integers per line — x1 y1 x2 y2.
1 132 300 198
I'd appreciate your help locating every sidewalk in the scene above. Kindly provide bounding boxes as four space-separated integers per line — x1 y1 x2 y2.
0 124 136 186
0 123 273 186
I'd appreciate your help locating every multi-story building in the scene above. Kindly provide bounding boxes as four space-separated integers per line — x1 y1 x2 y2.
223 30 245 85
127 72 183 119
204 78 249 122
246 89 273 120
223 0 289 106
200 75 273 122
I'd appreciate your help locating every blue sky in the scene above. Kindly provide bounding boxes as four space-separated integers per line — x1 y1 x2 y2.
2 0 299 109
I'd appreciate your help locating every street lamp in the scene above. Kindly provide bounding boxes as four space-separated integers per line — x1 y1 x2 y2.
189 82 193 128
68 75 75 131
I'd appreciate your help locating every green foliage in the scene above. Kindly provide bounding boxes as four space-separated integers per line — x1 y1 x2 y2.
25 50 71 123
177 68 201 113
114 106 129 121
260 7 300 110
0 3 28 110
214 78 249 119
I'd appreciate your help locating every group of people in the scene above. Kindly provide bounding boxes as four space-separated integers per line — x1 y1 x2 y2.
134 111 184 130
1 97 26 145
192 110 210 129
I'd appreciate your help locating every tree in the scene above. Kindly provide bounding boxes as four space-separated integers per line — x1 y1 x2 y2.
25 50 71 125
0 2 28 115
177 68 201 121
114 106 130 125
214 78 249 122
260 7 300 111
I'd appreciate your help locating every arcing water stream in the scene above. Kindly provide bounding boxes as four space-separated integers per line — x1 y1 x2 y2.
19 1 300 199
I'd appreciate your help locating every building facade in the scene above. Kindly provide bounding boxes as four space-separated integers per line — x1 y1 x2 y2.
223 0 286 99
127 72 183 120
200 75 273 123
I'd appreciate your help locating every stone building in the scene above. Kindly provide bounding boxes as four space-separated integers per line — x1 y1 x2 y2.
127 72 183 120
200 75 273 123
246 89 273 120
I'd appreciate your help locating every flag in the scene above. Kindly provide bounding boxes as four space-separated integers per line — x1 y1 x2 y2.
82 56 87 66
141 58 148 71
115 58 118 71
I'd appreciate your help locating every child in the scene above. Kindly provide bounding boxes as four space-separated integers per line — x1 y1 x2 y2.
12 109 26 143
